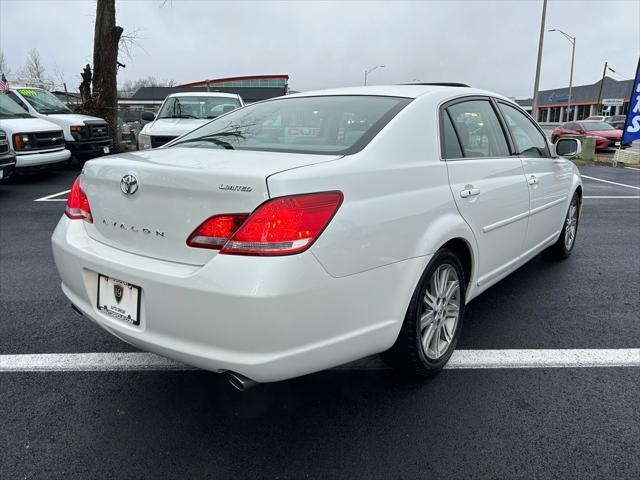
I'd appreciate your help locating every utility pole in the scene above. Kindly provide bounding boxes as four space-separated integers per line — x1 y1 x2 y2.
595 62 608 116
567 37 575 121
531 0 547 122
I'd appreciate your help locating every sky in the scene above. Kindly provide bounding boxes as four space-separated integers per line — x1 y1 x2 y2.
0 0 638 99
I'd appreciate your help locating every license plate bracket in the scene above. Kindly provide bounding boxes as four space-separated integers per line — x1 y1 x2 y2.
97 274 141 325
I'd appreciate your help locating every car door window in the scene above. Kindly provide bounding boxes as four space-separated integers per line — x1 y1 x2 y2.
447 100 509 158
441 111 463 159
498 103 550 158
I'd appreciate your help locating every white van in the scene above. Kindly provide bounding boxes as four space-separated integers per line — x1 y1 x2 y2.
0 92 70 173
137 92 243 149
7 86 112 159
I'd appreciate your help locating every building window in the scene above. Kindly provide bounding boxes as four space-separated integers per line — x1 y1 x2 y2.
537 108 548 122
576 104 591 120
621 103 629 115
549 107 561 123
563 107 573 122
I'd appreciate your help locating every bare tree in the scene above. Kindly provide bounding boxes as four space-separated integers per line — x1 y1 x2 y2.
118 76 176 97
0 50 11 77
19 48 52 88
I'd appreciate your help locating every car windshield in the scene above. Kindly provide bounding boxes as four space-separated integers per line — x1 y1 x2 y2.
0 92 34 118
157 96 242 120
16 88 72 114
171 95 411 154
582 122 614 131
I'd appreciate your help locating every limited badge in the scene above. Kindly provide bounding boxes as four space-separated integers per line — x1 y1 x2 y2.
114 284 123 303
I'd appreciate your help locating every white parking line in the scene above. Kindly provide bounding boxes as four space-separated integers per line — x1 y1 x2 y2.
584 195 640 199
581 175 640 191
1 349 639 373
34 189 71 202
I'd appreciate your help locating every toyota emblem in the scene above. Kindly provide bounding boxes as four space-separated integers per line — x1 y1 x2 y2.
120 174 139 196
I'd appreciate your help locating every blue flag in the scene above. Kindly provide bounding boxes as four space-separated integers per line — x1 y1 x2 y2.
621 58 640 145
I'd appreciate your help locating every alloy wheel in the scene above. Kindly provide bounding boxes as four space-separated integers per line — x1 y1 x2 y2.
564 199 578 250
420 264 461 360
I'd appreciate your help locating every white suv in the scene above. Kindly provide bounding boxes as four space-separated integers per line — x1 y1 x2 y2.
52 85 582 388
137 92 243 149
0 92 70 173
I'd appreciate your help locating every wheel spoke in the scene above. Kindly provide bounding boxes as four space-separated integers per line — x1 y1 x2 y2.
424 290 438 310
430 324 441 357
420 310 436 331
441 321 453 343
445 303 459 317
421 323 437 352
443 280 459 302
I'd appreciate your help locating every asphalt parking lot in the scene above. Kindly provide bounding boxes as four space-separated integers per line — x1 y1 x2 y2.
1 161 639 479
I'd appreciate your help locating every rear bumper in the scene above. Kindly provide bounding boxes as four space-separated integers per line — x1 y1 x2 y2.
52 217 426 382
15 148 70 172
594 137 622 150
66 139 113 157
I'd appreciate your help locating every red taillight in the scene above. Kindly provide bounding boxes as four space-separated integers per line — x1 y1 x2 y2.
220 191 343 256
65 177 93 223
187 214 250 249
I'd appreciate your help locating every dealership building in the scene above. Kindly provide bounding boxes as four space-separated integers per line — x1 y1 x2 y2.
516 76 633 124
118 74 289 111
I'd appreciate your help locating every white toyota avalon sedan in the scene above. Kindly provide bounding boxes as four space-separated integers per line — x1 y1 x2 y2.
52 84 583 389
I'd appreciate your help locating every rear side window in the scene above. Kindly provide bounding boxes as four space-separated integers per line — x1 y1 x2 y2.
172 95 412 155
442 112 463 159
498 103 550 158
446 100 510 158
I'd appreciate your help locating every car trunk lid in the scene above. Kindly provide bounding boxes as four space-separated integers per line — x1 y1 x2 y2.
81 147 341 265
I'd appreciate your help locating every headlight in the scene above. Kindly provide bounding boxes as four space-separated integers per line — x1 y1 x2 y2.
12 133 35 151
138 133 152 150
70 125 87 141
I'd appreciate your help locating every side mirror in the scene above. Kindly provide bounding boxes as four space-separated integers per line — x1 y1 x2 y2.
576 128 585 134
554 137 582 157
141 111 156 121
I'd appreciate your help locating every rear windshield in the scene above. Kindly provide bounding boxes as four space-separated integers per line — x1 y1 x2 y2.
583 121 614 131
170 95 411 154
157 96 241 120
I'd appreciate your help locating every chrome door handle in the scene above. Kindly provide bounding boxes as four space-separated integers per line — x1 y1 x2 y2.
460 188 481 198
528 176 539 186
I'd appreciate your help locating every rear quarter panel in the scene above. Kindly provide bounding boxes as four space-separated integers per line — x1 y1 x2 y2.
267 93 477 280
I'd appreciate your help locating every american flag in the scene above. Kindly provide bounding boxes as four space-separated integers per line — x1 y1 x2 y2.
0 73 9 93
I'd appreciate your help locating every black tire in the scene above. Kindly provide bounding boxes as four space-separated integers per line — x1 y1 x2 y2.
381 249 466 377
547 192 580 260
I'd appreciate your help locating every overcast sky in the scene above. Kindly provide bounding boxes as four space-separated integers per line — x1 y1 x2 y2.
1 0 638 99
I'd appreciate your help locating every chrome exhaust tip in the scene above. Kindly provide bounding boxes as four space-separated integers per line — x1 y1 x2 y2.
225 371 257 391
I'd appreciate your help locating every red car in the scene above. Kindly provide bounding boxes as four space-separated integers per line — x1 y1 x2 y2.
551 120 627 150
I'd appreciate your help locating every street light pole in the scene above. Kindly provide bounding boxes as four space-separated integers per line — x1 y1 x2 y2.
549 29 576 122
531 0 548 122
364 65 385 86
595 61 611 116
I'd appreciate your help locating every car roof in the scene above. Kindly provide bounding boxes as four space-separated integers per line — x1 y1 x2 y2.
284 84 514 104
166 91 240 99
